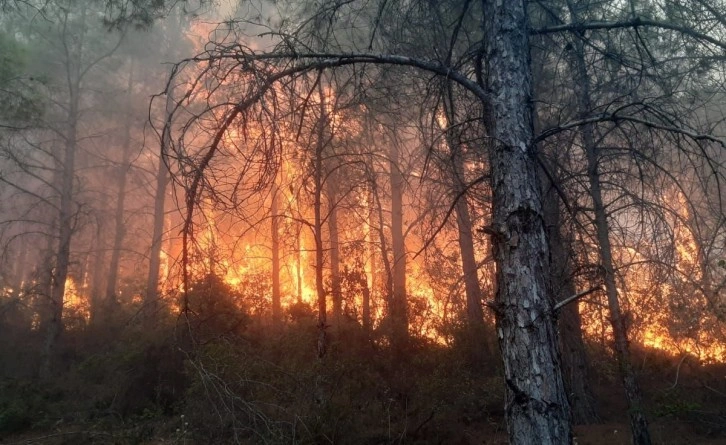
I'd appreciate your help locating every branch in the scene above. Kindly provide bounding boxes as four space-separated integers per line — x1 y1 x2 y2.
553 285 603 312
536 113 726 147
195 51 490 103
532 17 726 51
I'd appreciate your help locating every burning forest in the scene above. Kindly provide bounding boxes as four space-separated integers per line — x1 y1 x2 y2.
1 1 726 444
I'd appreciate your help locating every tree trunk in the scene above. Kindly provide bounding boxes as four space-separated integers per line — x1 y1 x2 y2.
145 85 173 315
106 64 135 309
327 175 343 330
441 88 488 361
42 83 78 377
12 243 28 296
389 140 408 350
559 289 599 424
586 136 651 445
271 183 282 328
89 209 107 325
483 1 573 442
454 179 488 360
362 183 375 335
41 23 86 373
315 80 327 357
566 11 652 441
295 228 303 304
542 170 599 424
372 173 393 299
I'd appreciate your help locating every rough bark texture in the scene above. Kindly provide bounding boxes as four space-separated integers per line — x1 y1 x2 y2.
483 0 573 442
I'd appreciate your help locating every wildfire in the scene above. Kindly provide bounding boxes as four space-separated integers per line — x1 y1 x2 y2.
63 277 90 323
155 40 724 362
580 188 726 363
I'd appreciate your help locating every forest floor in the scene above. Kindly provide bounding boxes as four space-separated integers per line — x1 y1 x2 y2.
2 413 724 444
1 322 725 444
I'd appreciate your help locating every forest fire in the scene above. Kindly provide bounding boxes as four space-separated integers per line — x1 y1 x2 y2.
2 1 726 444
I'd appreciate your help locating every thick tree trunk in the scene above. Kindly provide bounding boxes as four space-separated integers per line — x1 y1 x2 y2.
271 184 282 328
145 87 173 315
566 14 652 442
389 141 408 350
483 1 573 442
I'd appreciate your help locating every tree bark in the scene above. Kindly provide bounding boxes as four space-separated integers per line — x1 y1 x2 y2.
389 139 408 350
271 184 282 328
145 85 173 315
42 13 85 373
565 8 652 440
89 209 107 324
362 182 375 335
441 88 488 361
585 132 651 445
483 1 573 442
327 174 343 330
542 170 599 424
315 80 327 357
295 227 303 304
106 64 135 309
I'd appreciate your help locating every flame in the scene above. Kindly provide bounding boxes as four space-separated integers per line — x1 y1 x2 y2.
63 277 90 323
580 187 725 363
160 45 724 360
